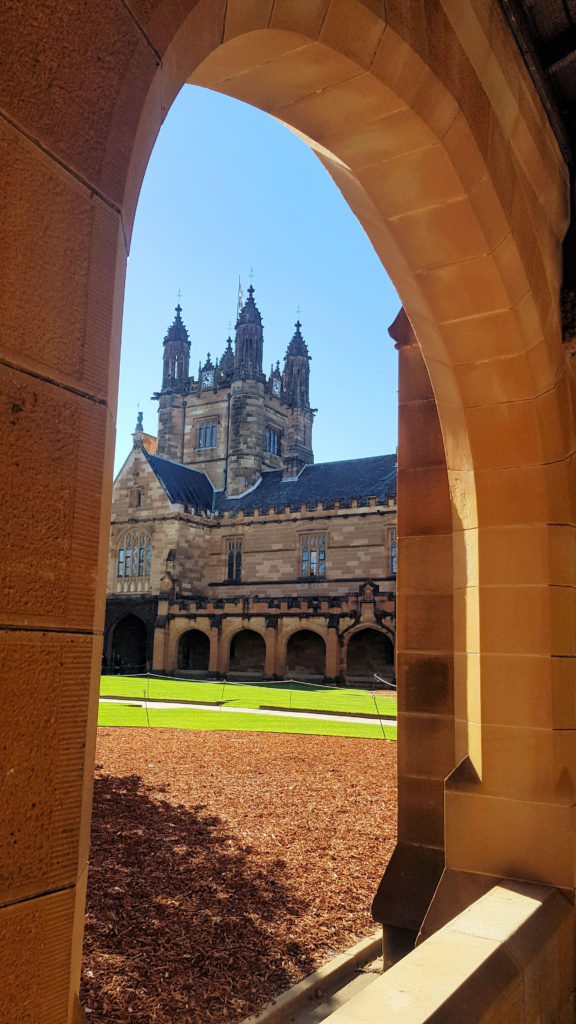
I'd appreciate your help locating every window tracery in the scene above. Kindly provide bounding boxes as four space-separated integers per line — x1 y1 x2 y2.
300 535 326 577
117 529 152 579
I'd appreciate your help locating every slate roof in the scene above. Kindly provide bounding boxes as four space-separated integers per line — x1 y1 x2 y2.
144 450 396 514
214 454 397 513
144 451 214 510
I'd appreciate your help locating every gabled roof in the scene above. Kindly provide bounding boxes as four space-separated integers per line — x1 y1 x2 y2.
142 450 396 514
144 451 214 510
214 454 397 513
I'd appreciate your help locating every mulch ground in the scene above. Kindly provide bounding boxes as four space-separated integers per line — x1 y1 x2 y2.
81 727 397 1023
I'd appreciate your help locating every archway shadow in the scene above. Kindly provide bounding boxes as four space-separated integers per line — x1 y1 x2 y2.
82 771 315 1021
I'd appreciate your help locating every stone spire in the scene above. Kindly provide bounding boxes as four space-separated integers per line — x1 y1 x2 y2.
161 303 190 390
133 409 144 449
283 320 311 408
217 336 235 385
234 285 264 380
282 320 314 478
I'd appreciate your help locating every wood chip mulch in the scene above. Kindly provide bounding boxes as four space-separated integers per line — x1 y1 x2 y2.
81 727 397 1023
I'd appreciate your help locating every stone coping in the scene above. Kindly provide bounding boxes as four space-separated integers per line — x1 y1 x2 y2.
317 881 573 1023
241 931 382 1024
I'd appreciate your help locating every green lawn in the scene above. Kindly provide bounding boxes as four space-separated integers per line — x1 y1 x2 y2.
97 701 397 740
100 675 397 718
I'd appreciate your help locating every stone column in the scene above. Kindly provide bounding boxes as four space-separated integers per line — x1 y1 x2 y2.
152 624 168 673
209 617 221 675
265 617 277 677
372 309 455 963
325 618 341 681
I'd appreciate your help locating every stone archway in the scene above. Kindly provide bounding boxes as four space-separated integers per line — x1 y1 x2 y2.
286 629 326 681
346 628 394 685
228 630 266 678
178 629 210 673
4 3 575 1020
111 614 148 674
108 610 146 675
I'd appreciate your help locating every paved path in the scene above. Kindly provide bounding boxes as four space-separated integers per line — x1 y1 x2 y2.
99 696 396 726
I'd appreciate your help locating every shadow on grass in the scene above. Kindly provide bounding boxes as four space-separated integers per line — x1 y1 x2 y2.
81 771 315 1023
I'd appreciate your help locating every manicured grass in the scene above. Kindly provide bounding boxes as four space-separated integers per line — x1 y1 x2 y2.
100 675 397 718
97 701 397 740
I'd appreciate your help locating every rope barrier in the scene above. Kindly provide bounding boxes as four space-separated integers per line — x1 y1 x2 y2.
102 671 396 733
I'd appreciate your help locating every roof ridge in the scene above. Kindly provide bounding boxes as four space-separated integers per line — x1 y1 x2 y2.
303 453 396 469
146 450 210 476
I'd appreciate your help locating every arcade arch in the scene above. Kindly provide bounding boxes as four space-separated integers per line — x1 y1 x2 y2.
111 614 148 674
286 629 326 681
178 629 210 673
228 629 267 678
345 627 394 685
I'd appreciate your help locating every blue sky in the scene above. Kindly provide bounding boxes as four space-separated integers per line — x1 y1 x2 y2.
116 85 400 475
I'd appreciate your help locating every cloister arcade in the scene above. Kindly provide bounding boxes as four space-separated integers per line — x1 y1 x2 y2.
161 620 395 684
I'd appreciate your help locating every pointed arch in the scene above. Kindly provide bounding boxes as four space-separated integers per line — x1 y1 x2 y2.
111 614 148 674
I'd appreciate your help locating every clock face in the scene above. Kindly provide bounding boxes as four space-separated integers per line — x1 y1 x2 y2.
272 378 281 396
201 371 214 389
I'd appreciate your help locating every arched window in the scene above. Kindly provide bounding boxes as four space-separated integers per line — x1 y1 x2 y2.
226 539 242 582
300 535 326 576
117 530 152 578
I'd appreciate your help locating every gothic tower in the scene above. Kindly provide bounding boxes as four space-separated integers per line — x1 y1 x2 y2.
227 285 267 495
282 321 314 478
156 304 190 461
162 303 190 388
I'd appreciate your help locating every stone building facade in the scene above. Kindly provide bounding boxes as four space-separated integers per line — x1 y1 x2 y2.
105 289 397 683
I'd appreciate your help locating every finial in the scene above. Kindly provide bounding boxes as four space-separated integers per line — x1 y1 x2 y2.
249 266 255 285
135 408 143 432
296 304 301 318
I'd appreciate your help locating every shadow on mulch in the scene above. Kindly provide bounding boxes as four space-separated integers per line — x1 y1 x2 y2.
81 771 316 1023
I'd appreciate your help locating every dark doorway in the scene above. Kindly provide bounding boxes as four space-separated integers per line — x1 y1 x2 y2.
178 630 210 673
346 629 394 685
286 630 326 680
229 630 266 678
112 615 148 674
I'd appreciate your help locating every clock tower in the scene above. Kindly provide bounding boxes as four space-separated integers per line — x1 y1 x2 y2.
152 287 314 493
